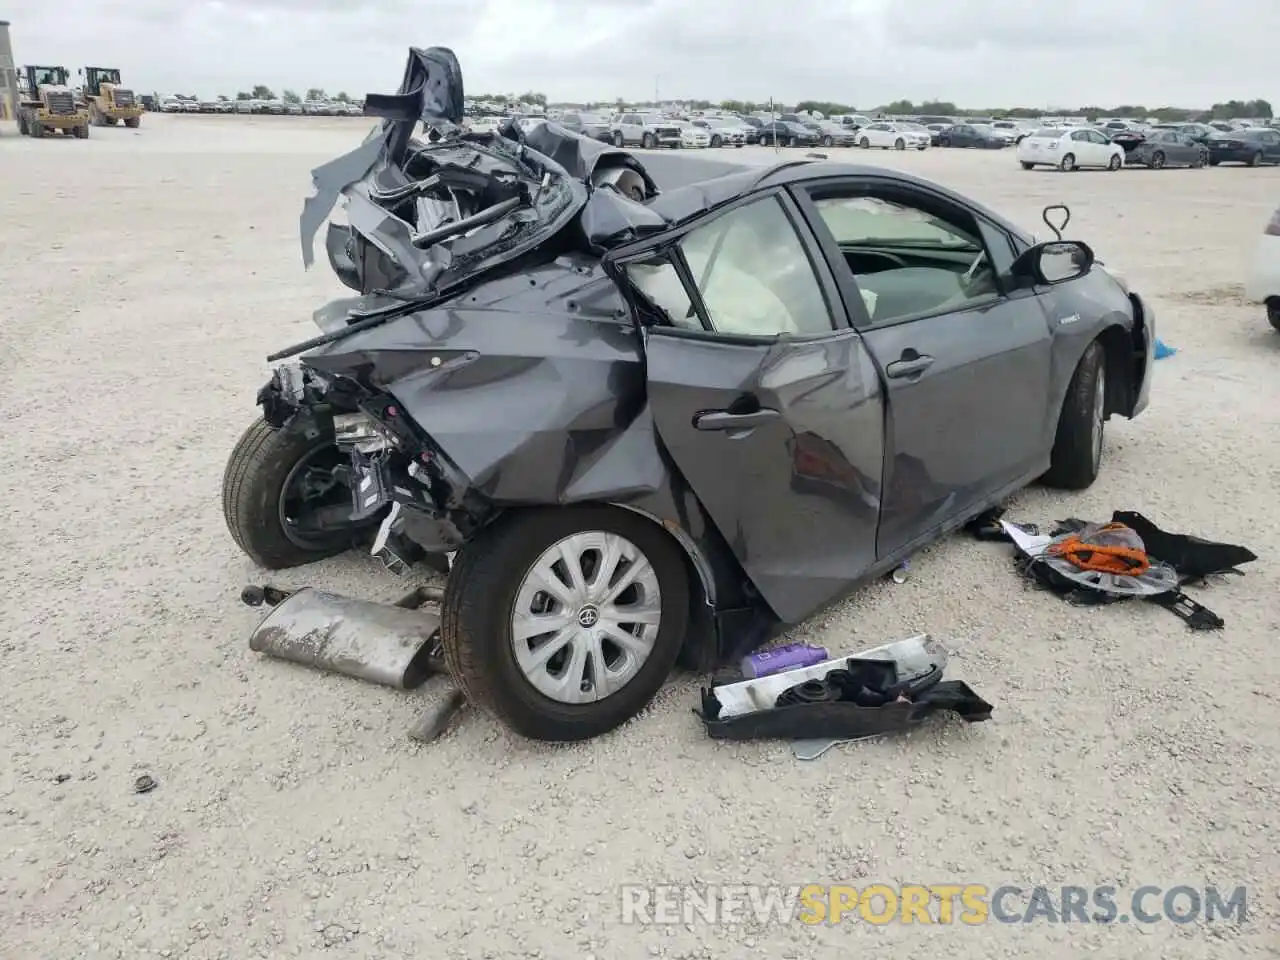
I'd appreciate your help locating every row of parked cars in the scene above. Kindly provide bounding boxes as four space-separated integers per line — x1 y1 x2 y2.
159 97 364 116
1012 121 1280 171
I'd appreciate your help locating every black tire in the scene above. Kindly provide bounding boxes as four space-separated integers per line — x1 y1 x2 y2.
1041 341 1107 490
822 135 833 147
1250 151 1263 167
1151 151 1165 169
1268 298 1280 333
125 116 140 129
441 505 691 742
222 417 371 569
1021 161 1034 170
77 124 90 139
710 135 722 148
1108 153 1122 171
29 116 44 138
859 136 870 148
894 138 905 150
1059 152 1075 171
641 132 655 149
613 131 624 147
16 111 27 135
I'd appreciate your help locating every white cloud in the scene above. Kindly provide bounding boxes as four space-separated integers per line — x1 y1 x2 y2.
9 0 1275 107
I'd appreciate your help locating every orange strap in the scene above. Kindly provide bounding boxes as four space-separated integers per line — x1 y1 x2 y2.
1047 523 1151 576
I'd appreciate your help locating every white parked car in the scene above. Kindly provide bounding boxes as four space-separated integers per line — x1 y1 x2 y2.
672 120 711 148
1245 203 1280 331
1016 126 1124 171
692 116 750 147
856 121 930 150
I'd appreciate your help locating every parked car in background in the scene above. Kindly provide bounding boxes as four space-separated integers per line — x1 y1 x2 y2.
926 123 952 146
756 120 819 147
1169 122 1217 145
914 115 955 127
1016 126 1124 171
234 99 254 114
1246 203 1280 331
465 115 502 134
1106 127 1148 156
1128 129 1209 168
284 102 303 116
1207 127 1280 166
857 121 930 150
672 120 711 148
937 123 1005 149
692 116 752 146
806 119 857 147
611 112 681 149
989 120 1025 145
559 111 612 141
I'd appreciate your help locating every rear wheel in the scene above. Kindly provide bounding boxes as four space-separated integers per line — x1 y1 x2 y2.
1150 151 1166 169
641 132 655 149
124 116 140 129
1021 161 1035 170
29 116 44 138
710 135 722 147
1041 341 1106 490
894 138 905 150
1250 151 1263 167
1107 153 1122 170
222 417 375 569
1059 152 1076 171
441 505 691 742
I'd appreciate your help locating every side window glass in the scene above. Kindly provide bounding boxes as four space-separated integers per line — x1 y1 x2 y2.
809 192 999 326
679 196 833 337
626 256 702 331
1071 130 1086 141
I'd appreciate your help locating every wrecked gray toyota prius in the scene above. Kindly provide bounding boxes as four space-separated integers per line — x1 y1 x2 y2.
223 47 1155 741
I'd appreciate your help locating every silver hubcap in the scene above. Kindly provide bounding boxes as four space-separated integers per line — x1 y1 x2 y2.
1091 372 1106 466
510 531 662 704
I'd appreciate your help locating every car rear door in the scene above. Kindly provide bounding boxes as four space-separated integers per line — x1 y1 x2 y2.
615 189 886 622
792 176 1056 560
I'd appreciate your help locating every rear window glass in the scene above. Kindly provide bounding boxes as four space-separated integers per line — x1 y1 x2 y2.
1029 128 1064 138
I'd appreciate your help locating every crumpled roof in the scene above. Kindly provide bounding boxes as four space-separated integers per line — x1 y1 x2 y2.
297 46 682 303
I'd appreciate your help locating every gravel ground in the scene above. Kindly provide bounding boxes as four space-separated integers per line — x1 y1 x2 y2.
1 115 1277 959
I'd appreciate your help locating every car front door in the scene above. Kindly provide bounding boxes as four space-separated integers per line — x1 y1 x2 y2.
792 177 1056 560
1261 131 1280 162
616 190 887 622
620 114 642 143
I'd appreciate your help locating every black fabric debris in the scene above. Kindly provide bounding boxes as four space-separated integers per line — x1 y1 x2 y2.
697 657 992 741
1010 511 1254 630
965 506 1038 542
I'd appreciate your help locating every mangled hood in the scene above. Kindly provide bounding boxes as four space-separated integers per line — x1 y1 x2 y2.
299 47 669 303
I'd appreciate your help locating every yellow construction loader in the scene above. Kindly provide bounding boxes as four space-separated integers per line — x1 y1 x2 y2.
17 65 90 138
81 65 142 127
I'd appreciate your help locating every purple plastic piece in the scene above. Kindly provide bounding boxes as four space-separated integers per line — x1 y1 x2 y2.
741 644 829 679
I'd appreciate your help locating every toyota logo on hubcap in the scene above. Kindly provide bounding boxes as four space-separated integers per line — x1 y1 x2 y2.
577 606 599 628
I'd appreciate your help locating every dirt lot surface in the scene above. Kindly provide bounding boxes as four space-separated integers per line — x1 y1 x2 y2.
1 115 1277 959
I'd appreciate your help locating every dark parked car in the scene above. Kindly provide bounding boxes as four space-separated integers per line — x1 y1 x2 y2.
756 119 819 146
558 111 612 142
225 46 1156 742
1106 128 1147 155
937 123 1005 148
926 123 952 146
1129 129 1209 168
1207 127 1280 166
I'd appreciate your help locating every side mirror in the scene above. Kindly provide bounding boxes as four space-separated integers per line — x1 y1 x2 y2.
1013 240 1095 286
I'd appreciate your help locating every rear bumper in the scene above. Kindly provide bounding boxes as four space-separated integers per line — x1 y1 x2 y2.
34 110 88 127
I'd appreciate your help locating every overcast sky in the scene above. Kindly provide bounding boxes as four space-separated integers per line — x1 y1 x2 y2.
12 0 1270 108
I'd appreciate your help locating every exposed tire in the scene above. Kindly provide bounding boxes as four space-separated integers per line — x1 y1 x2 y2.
1268 298 1280 332
859 136 870 148
1021 161 1035 170
1041 340 1107 490
441 505 691 742
221 416 371 569
1059 152 1076 171
1150 151 1166 169
125 116 140 129
894 138 905 150
613 131 624 147
1250 151 1263 167
76 124 90 139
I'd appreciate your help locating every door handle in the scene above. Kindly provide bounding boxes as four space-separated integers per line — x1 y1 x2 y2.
885 355 935 379
693 409 781 431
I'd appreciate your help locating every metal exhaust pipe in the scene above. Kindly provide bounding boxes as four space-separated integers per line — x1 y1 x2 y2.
247 586 442 690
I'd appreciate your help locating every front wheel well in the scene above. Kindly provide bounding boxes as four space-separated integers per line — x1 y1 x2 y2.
1095 310 1143 419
